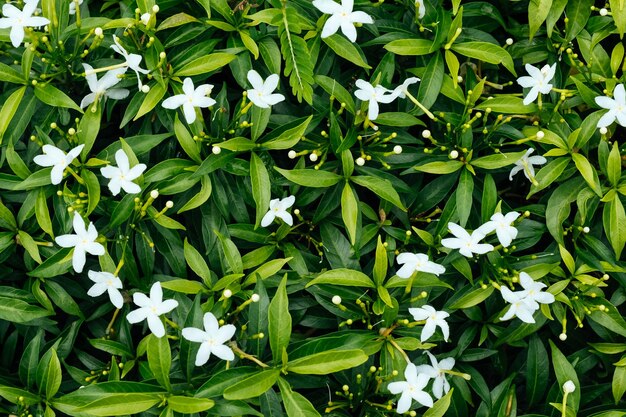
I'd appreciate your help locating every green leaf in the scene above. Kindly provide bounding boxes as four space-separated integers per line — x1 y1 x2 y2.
34 83 82 112
306 268 375 288
528 0 553 40
175 53 237 76
251 152 271 229
82 169 101 216
446 285 494 309
277 377 321 417
375 112 425 127
0 296 52 323
572 153 603 197
286 349 368 374
223 369 280 400
250 106 271 141
0 385 40 405
18 230 41 263
268 275 291 364
36 348 61 399
475 96 538 114
0 87 26 144
423 389 453 417
274 167 342 187
545 178 586 245
451 42 516 75
564 0 593 41
147 334 171 391
351 175 406 210
414 160 464 174
526 335 549 406
341 183 358 246
168 396 214 413
528 157 570 197
589 301 626 338
262 115 312 150
608 141 622 187
417 51 444 110
183 238 212 285
384 38 434 55
214 230 243 274
613 365 626 404
373 236 388 286
549 341 580 412
323 34 370 68
134 81 167 121
35 189 53 237
79 102 102 159
174 114 201 163
314 75 356 115
177 175 212 213
612 0 626 38
0 62 25 84
456 169 474 227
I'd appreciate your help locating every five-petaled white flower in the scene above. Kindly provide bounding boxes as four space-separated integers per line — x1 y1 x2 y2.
100 149 147 196
69 0 83 15
408 305 450 342
509 148 547 183
595 84 626 128
500 272 554 323
516 63 556 105
388 363 434 413
477 212 520 248
392 77 420 100
312 0 373 42
162 77 216 124
415 352 455 399
246 70 285 109
33 144 84 185
55 212 105 273
396 252 445 279
126 282 179 338
441 222 494 258
261 195 296 227
110 35 150 90
80 63 129 109
354 79 396 120
0 0 50 48
87 270 123 309
182 312 236 366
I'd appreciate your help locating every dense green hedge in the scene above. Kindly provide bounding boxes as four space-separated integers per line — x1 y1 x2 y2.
1 0 626 416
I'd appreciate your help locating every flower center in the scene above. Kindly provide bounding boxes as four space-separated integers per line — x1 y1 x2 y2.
151 306 158 314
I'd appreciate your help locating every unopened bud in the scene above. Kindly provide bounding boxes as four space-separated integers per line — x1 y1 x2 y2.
251 293 260 302
422 130 431 138
212 146 221 154
563 380 576 394
393 145 402 154
583 226 590 233
599 126 608 135
559 333 567 341
165 201 174 208
599 8 608 16
152 5 160 12
288 150 297 159
150 190 159 199
141 84 150 93
449 150 459 159
505 38 513 45
332 295 342 305
536 131 545 139
356 157 365 166
309 153 318 162
223 289 232 298
94 27 103 36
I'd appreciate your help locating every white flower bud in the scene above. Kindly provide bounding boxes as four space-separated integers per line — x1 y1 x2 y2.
150 190 159 199
393 145 402 154
599 8 608 16
141 84 150 93
165 201 174 208
159 51 166 59
309 153 318 162
356 157 365 166
288 150 297 159
583 226 590 233
94 27 103 37
332 295 342 305
251 294 260 302
140 13 150 25
563 380 576 394
223 289 232 298
449 150 459 159
505 38 514 45
212 146 221 155
152 5 160 12
536 130 545 139
457 75 463 83
599 126 608 135
422 130 431 138
559 333 567 341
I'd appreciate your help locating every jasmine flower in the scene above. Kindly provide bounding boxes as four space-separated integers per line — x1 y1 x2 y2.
110 35 150 90
126 282 179 338
312 0 373 42
100 149 147 196
261 195 296 227
354 79 396 120
182 312 236 365
516 63 556 105
55 212 105 273
441 222 494 258
87 271 123 309
80 63 129 109
33 144 84 185
0 0 50 48
246 70 285 109
387 363 433 413
408 305 450 342
595 84 626 128
162 77 216 124
415 352 455 399
509 148 547 183
477 212 520 247
396 252 445 278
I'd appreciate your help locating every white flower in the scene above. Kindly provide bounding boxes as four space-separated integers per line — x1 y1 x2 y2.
476 212 520 248
392 77 420 100
354 79 396 120
261 195 296 227
387 363 433 413
100 149 147 196
312 0 373 42
161 77 216 124
182 312 236 366
80 63 129 109
415 352 455 399
408 305 450 342
110 35 150 90
441 222 494 258
563 380 576 394
595 84 626 128
500 272 554 324
69 0 83 15
516 63 556 105
140 12 151 25
126 282 179 338
509 148 547 182
55 212 105 273
87 271 123 309
246 70 285 108
396 252 445 278
415 0 426 19
0 0 50 47
33 144 84 185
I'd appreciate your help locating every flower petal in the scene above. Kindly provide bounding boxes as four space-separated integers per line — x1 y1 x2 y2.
147 314 166 337
211 344 235 361
183 327 208 343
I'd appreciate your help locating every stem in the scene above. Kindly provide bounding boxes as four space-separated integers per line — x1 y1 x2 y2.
405 91 436 120
106 308 120 335
230 343 269 368
388 338 411 364
66 166 85 184
561 392 569 417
